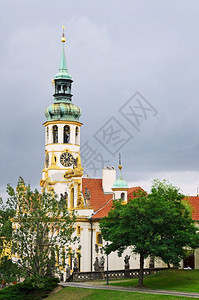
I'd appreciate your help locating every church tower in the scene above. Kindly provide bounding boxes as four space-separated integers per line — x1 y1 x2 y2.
40 27 84 209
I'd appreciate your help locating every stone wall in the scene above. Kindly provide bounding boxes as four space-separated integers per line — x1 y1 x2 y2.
66 267 168 282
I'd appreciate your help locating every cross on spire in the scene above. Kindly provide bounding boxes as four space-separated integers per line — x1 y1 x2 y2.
118 152 123 180
62 26 66 43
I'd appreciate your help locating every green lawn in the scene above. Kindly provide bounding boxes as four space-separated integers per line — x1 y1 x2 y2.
111 270 199 292
46 287 196 300
46 270 199 299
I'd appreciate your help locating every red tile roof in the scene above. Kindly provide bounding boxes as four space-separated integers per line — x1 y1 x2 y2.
187 196 199 221
92 199 114 219
82 179 199 221
82 178 113 213
127 186 145 200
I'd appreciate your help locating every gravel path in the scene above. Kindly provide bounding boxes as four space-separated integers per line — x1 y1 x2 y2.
60 282 199 298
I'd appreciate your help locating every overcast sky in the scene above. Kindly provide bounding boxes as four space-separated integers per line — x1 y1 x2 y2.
0 0 199 199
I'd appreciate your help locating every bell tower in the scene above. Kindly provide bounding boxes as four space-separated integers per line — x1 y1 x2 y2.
40 27 84 209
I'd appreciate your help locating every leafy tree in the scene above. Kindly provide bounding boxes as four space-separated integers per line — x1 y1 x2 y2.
3 177 77 286
0 198 15 256
100 180 199 287
0 195 19 284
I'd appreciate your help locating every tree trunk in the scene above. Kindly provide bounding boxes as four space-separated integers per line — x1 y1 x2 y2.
138 253 144 287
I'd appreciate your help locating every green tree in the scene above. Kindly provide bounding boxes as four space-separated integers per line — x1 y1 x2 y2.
0 198 15 255
3 177 77 286
100 180 199 287
0 195 20 285
0 256 21 285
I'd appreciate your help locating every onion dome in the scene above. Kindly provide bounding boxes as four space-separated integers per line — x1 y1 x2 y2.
45 102 81 122
112 163 128 189
112 177 128 189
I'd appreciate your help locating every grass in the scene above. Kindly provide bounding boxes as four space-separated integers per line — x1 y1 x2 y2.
46 287 196 300
110 269 199 293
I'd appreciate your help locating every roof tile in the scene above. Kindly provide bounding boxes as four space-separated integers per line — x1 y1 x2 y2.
187 196 199 221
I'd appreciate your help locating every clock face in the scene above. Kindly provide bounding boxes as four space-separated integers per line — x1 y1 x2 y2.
60 152 75 167
45 152 49 168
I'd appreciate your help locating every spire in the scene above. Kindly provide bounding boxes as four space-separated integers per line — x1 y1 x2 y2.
59 26 68 72
54 26 72 80
112 153 128 189
118 152 123 180
112 153 128 191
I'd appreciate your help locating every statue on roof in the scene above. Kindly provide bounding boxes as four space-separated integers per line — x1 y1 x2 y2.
84 188 91 206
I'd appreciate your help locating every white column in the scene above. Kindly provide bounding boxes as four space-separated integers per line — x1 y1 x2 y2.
70 125 76 145
75 126 80 145
74 184 77 208
48 125 53 144
45 126 48 145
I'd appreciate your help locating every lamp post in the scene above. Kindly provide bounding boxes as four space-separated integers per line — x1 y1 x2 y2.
106 242 109 285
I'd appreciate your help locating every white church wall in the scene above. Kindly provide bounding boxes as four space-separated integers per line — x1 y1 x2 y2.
76 209 94 216
76 221 93 272
113 190 128 202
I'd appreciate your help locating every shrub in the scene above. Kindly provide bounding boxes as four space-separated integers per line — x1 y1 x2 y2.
0 276 59 300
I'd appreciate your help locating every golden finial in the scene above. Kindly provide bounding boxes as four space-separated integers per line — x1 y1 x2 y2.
62 26 66 43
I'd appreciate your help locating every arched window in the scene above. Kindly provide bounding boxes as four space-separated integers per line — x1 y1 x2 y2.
97 233 103 245
57 85 61 93
70 188 74 209
46 127 49 144
121 192 125 200
75 126 79 145
63 125 70 143
52 125 58 143
63 85 67 93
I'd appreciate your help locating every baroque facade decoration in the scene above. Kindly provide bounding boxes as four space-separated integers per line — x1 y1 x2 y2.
39 29 199 279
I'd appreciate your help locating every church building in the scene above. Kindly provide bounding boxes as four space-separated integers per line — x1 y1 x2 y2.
39 29 199 279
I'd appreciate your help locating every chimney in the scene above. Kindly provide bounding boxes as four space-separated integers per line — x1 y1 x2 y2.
102 166 116 193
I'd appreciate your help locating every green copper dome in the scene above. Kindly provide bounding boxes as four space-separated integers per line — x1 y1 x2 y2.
45 102 81 122
112 178 128 189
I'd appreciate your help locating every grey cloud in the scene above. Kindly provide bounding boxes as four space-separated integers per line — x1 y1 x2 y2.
0 0 199 197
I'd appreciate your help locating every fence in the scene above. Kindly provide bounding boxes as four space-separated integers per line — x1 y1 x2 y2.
67 267 168 282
